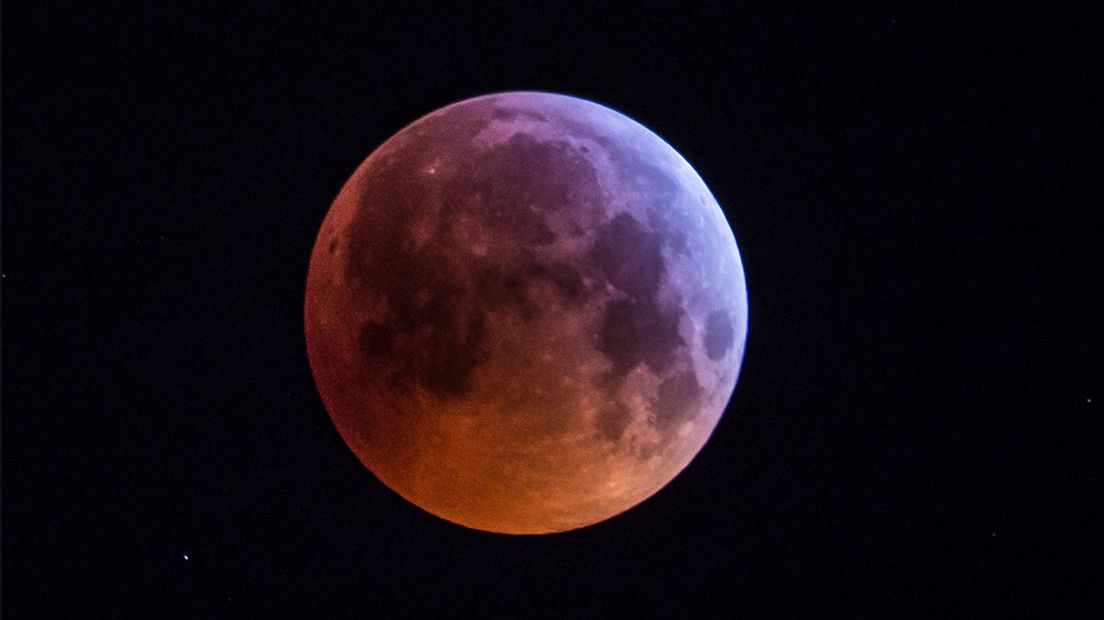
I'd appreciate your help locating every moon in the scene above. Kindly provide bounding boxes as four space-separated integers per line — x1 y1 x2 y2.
305 92 747 534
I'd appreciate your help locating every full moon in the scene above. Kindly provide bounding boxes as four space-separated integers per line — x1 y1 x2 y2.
305 92 747 534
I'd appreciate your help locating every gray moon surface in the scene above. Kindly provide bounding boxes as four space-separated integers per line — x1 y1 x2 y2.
305 91 747 534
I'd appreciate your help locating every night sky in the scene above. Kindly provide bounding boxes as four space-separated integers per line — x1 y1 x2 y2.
4 3 1101 616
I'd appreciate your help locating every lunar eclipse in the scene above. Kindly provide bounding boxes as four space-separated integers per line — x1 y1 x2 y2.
305 91 747 534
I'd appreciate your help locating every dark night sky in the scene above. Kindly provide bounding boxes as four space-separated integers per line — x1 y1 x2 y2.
4 3 1102 616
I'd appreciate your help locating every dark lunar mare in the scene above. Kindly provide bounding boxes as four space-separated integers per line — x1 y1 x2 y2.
345 121 611 402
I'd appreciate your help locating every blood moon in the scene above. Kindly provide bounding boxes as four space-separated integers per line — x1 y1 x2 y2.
305 92 747 534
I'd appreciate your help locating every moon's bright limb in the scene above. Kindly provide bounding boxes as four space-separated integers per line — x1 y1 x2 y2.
305 92 747 534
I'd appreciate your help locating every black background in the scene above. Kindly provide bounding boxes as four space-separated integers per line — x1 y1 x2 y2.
4 3 1102 616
